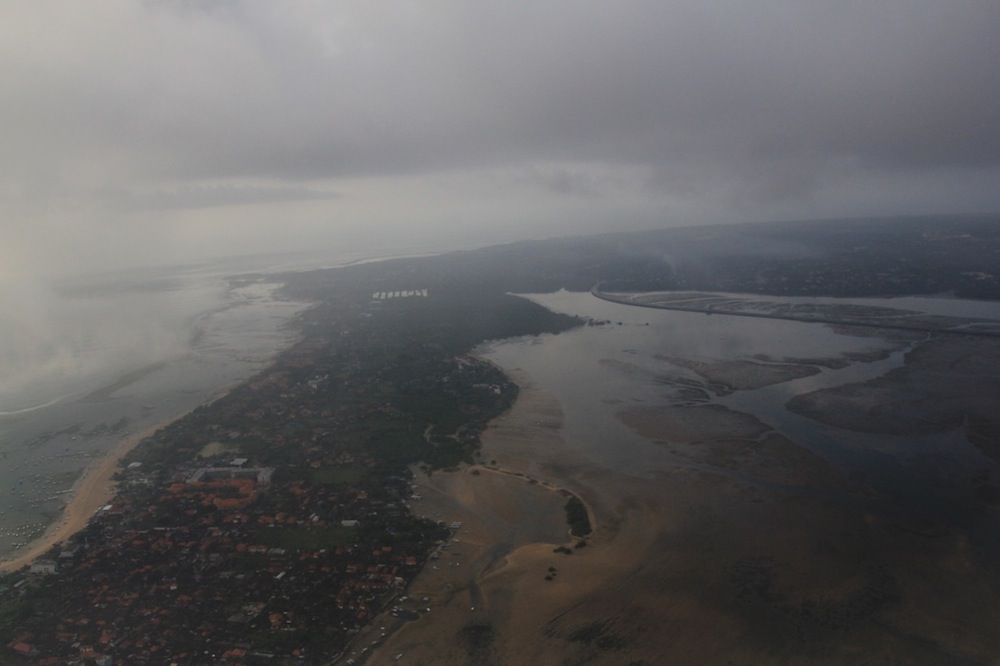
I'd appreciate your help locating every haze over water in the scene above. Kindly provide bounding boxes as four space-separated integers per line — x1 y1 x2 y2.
0 249 411 559
7 253 1000 564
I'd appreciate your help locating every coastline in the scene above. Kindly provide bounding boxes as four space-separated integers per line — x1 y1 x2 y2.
4 227 999 661
0 273 313 575
0 414 186 574
0 273 313 576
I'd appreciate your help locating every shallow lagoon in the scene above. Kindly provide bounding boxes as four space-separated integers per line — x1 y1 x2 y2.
482 290 905 471
481 290 1000 548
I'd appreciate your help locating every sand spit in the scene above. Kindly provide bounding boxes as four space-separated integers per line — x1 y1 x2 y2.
655 354 821 393
596 289 1000 338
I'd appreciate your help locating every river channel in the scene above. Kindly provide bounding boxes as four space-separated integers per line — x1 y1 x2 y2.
480 290 1000 551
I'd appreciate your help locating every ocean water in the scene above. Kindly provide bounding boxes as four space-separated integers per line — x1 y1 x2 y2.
0 253 348 558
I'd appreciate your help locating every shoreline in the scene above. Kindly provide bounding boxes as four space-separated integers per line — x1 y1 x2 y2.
0 413 188 574
0 291 309 577
360 369 618 665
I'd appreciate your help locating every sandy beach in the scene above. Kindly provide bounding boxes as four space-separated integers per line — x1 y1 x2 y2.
0 415 183 574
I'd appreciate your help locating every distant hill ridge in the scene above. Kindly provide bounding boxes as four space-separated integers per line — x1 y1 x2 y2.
280 215 1000 300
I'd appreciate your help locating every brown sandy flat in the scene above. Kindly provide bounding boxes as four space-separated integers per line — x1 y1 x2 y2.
656 354 821 393
363 351 1000 665
787 335 1000 449
619 403 770 444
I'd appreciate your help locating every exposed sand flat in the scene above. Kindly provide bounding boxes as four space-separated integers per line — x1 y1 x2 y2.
618 403 858 490
655 354 821 392
365 373 776 665
360 375 582 665
620 403 770 443
366 346 1000 664
353 465 571 665
787 335 1000 449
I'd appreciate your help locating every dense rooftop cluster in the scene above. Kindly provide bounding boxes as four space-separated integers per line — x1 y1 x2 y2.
0 278 579 664
5 216 991 663
5 462 437 664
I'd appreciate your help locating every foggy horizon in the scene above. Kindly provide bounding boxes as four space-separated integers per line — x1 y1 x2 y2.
2 2 999 281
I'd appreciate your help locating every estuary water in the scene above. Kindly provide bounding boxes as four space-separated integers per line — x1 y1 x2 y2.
480 290 1000 530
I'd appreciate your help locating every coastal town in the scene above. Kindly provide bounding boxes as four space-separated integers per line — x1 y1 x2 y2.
4 218 1000 664
0 272 580 664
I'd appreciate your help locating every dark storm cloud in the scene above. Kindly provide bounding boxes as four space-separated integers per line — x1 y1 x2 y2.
2 0 1000 277
204 3 1000 185
6 2 999 184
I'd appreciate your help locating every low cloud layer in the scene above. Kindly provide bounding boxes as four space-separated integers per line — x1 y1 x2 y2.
2 1 999 277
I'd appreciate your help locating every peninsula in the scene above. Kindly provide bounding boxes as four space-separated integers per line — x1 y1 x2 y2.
4 215 1000 665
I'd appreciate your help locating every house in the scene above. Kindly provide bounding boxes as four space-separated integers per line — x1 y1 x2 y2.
30 560 57 575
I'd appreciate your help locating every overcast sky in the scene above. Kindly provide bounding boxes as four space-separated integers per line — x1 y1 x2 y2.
2 1 1000 279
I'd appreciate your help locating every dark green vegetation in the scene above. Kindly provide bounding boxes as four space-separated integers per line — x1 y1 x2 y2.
566 619 630 651
563 496 592 538
457 623 497 663
730 557 901 639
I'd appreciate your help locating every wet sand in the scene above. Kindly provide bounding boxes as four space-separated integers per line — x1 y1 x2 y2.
356 376 578 665
787 335 1000 445
655 354 821 393
364 344 1000 664
364 372 724 665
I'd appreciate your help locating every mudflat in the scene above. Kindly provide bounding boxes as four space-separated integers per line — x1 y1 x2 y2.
367 332 1000 665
